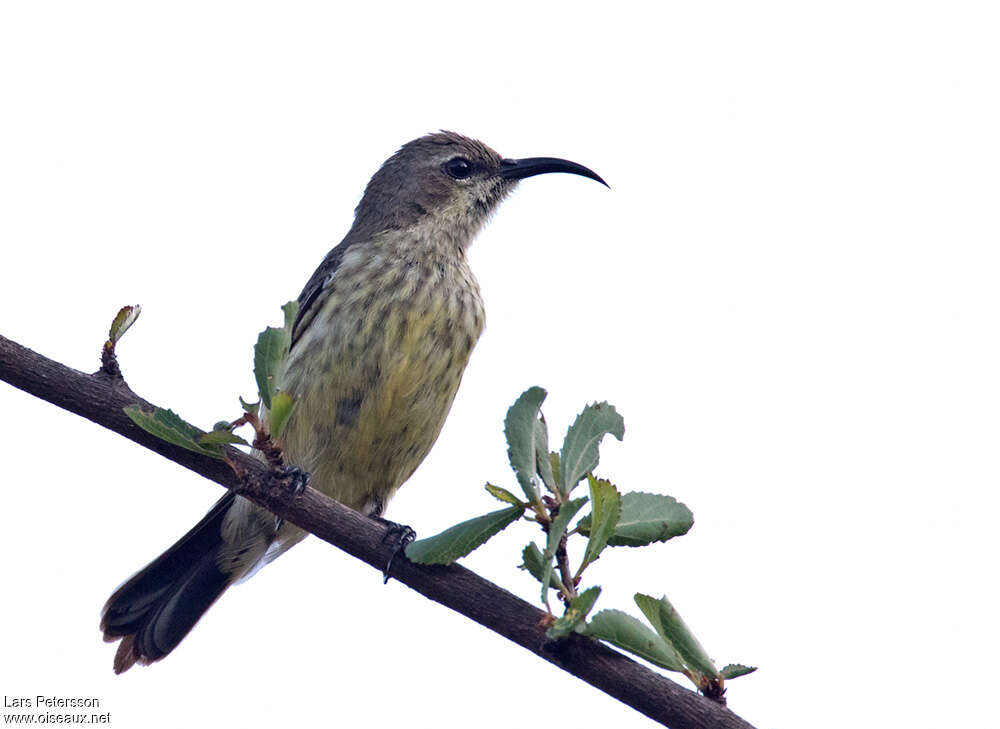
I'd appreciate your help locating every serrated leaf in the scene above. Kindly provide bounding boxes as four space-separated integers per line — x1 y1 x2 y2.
254 325 291 410
534 415 557 492
585 609 685 672
635 593 718 679
405 506 524 565
580 476 621 571
485 483 525 507
124 405 225 459
559 401 624 495
721 664 757 680
108 305 141 344
547 586 602 639
578 491 693 547
540 496 588 601
198 428 250 447
504 387 547 504
520 542 556 588
269 391 295 438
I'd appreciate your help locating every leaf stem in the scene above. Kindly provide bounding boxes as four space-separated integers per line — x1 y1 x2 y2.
555 533 577 603
531 496 550 524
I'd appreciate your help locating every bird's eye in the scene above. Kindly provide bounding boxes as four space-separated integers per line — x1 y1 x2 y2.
443 157 474 180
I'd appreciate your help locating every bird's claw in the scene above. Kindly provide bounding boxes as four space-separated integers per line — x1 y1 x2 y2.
379 520 417 584
267 465 310 497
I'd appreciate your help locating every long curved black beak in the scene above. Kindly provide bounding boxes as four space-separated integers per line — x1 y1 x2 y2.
499 157 608 187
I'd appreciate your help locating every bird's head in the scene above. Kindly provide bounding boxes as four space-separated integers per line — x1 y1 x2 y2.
350 131 606 249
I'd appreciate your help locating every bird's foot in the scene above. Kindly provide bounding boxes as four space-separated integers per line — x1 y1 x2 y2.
267 465 310 497
373 518 416 584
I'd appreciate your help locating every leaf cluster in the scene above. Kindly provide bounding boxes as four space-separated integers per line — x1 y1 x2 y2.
405 386 755 696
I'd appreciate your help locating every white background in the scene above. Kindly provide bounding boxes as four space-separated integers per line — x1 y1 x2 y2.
1 2 998 728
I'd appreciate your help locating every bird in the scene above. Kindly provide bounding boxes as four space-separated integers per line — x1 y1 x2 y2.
100 131 606 673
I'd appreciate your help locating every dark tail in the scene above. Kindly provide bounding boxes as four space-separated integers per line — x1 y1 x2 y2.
101 492 237 673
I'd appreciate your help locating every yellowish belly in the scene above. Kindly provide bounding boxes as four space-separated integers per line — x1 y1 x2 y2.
278 270 483 513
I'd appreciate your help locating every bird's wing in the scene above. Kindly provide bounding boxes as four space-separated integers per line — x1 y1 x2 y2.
290 237 357 348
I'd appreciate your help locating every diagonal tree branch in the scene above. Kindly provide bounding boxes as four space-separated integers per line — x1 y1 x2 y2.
0 332 757 729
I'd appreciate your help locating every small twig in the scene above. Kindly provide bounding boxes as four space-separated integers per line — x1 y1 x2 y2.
555 533 577 604
97 305 141 381
703 678 727 705
224 409 285 470
99 341 123 380
254 431 285 469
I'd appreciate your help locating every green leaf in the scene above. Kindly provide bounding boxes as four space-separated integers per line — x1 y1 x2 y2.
549 452 561 489
585 609 685 672
579 476 621 571
124 405 225 459
254 324 291 410
547 586 602 639
520 542 557 588
239 396 260 414
559 401 624 495
269 391 295 438
485 483 525 508
720 664 757 680
578 491 693 547
198 428 250 447
504 386 547 504
540 496 588 601
281 300 299 330
534 415 557 492
405 506 524 565
253 304 296 411
635 593 718 679
108 305 141 345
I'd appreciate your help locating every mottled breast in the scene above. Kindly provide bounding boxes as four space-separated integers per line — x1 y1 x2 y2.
279 237 485 513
